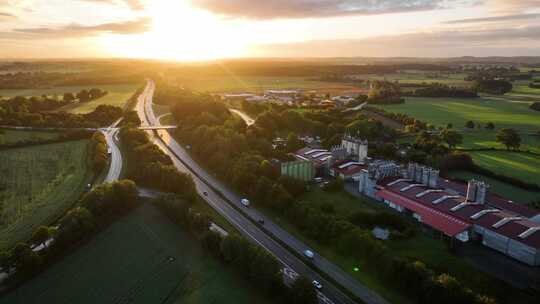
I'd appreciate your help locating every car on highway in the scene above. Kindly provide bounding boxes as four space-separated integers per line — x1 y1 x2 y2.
203 191 208 196
312 280 323 290
241 198 250 207
304 249 314 259
258 218 265 224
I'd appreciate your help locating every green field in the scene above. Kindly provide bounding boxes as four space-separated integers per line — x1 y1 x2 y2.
0 203 275 304
377 96 540 181
467 151 540 182
378 96 540 131
0 84 140 114
353 71 469 88
172 75 360 94
0 129 60 145
0 141 93 250
447 171 540 204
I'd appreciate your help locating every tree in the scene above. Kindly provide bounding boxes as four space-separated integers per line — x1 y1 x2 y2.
76 90 90 103
496 128 521 150
440 129 463 149
289 276 318 304
485 122 495 130
63 92 75 102
446 123 453 129
31 226 51 248
465 121 475 129
286 132 304 152
473 79 513 95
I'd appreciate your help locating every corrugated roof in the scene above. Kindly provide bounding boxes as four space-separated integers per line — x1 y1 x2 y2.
379 177 540 249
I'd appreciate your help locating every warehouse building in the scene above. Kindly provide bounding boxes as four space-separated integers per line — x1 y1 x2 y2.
369 163 540 266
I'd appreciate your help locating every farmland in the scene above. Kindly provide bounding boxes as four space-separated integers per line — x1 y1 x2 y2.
0 140 93 250
0 203 276 304
0 83 141 114
376 96 540 131
172 75 363 95
375 96 540 182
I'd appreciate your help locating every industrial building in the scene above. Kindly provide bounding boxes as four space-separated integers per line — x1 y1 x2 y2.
359 162 540 266
287 132 540 266
280 160 316 182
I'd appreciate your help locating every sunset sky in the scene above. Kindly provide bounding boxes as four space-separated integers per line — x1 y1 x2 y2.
0 0 539 60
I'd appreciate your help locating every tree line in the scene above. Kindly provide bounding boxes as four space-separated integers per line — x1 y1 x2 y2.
89 131 108 174
404 83 478 98
0 100 123 128
119 126 196 198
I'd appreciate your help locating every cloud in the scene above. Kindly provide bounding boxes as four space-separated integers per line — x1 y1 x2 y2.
10 17 151 38
444 13 540 24
79 0 145 10
0 11 16 19
488 0 540 14
251 26 540 57
189 0 473 20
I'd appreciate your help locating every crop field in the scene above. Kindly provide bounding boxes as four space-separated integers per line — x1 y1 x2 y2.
174 75 363 95
353 71 469 88
0 83 140 114
0 141 92 250
0 203 275 304
0 129 60 145
377 96 540 131
447 171 540 204
466 151 540 182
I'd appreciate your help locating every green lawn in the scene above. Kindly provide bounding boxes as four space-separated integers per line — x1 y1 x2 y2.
0 129 60 145
0 83 141 114
447 171 540 204
0 140 93 250
0 203 276 304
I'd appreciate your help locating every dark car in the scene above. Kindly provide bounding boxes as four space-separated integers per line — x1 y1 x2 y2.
258 218 265 224
203 191 208 196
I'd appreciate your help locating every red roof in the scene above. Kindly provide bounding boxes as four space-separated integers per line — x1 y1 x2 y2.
378 177 540 249
376 189 471 236
331 160 366 176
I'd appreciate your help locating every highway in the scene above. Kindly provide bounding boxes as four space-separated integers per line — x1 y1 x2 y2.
135 80 390 304
102 117 124 183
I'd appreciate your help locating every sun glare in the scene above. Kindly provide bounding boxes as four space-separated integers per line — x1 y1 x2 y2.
102 0 248 61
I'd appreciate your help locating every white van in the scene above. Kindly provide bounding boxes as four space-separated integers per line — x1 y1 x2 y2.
303 249 314 259
241 198 250 207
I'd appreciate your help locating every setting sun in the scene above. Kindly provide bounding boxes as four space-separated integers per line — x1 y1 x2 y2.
102 0 249 61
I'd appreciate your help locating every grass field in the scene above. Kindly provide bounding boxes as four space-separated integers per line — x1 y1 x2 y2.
376 96 540 182
0 203 275 304
0 141 93 250
378 96 540 131
0 83 141 114
0 129 60 145
447 171 540 204
173 75 362 95
463 150 540 184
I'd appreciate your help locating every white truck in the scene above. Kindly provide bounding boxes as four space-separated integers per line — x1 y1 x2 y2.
241 198 250 207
